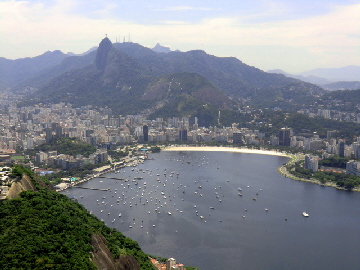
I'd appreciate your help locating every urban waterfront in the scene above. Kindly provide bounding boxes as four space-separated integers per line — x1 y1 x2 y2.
62 151 360 270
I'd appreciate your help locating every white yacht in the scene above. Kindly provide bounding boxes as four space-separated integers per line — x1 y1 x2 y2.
302 211 309 217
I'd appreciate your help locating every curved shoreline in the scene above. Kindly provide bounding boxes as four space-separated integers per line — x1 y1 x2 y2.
278 159 360 192
162 146 289 157
162 145 359 192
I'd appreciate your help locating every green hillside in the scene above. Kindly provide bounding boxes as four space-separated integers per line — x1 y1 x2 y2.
0 166 154 269
17 38 324 116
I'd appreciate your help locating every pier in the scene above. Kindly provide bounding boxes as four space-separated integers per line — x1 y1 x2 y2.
73 186 110 191
107 177 125 180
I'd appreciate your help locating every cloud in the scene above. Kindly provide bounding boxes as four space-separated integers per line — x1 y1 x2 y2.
1 0 359 72
178 3 360 49
159 21 190 25
0 0 129 57
243 0 290 21
156 6 215 11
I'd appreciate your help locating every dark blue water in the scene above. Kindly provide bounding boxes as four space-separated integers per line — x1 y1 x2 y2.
62 151 360 270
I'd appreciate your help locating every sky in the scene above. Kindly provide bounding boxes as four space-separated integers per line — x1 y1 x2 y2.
1 0 360 73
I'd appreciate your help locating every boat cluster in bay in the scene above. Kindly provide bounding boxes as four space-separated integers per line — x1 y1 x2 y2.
70 153 308 237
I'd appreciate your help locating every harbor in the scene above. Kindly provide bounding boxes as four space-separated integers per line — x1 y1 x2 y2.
55 155 147 191
62 150 360 270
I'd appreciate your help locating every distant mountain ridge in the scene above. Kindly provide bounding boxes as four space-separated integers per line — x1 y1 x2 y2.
300 65 360 82
152 43 171 53
321 81 360 91
0 50 68 90
8 38 325 120
12 51 96 92
111 42 321 99
267 69 332 85
268 66 360 90
28 40 236 120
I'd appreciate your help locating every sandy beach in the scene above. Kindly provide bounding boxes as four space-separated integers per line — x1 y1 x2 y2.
162 146 290 157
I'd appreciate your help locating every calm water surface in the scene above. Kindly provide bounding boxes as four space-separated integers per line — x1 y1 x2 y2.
62 151 360 270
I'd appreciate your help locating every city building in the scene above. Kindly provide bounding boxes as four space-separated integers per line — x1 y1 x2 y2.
346 160 360 176
353 143 360 159
278 127 292 146
166 258 184 270
338 140 345 157
178 129 188 141
327 130 338 141
233 132 243 144
304 155 319 172
318 109 331 119
143 125 149 142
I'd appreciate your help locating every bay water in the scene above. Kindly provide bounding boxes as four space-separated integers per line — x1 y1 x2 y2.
62 151 360 270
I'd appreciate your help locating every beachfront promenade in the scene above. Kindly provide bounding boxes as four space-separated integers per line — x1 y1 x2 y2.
59 145 353 192
162 146 290 157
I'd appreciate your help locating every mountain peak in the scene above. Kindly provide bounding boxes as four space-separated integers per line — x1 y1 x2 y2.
152 43 171 53
267 69 287 75
95 37 113 70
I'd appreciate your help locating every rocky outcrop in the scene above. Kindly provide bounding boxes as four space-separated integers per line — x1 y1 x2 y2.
6 175 36 199
95 37 113 70
152 43 171 53
6 173 55 200
91 234 140 270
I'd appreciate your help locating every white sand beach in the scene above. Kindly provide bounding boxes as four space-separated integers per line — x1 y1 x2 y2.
162 146 290 157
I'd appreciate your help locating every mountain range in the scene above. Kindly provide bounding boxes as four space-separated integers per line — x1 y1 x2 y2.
300 65 360 82
268 66 360 90
0 50 68 89
4 37 354 119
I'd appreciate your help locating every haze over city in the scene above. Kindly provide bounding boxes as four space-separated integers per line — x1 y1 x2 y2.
1 0 359 73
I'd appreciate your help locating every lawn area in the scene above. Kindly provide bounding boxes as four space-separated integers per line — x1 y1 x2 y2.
10 156 25 160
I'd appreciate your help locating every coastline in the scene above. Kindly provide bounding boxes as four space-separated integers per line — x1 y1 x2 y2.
57 158 145 192
59 145 359 192
278 161 360 192
163 145 360 192
162 146 289 157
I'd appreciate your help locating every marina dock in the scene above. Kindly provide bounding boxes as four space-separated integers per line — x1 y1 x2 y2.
73 186 110 191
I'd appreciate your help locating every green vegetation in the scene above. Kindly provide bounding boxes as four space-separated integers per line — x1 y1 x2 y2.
247 83 322 111
149 146 161 153
9 164 35 180
108 148 129 162
219 110 253 127
320 89 360 112
224 109 360 140
26 137 96 158
10 156 25 160
0 166 154 269
42 162 107 185
150 98 220 127
25 42 317 116
319 157 351 169
280 113 360 138
288 161 360 191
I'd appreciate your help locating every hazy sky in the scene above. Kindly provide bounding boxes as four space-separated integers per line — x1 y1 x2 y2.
1 0 359 73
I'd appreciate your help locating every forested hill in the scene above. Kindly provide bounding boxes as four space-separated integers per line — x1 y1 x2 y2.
16 37 324 115
0 165 154 269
